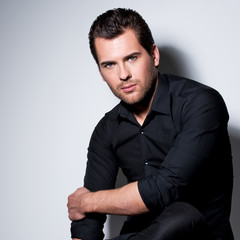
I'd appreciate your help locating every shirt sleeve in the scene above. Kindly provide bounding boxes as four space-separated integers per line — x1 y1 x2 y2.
138 88 230 211
71 115 119 240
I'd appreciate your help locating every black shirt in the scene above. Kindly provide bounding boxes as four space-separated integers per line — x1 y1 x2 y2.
71 73 233 240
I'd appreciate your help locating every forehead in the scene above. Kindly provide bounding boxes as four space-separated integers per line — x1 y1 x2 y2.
95 29 145 62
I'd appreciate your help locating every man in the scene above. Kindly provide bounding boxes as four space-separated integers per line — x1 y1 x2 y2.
67 8 233 240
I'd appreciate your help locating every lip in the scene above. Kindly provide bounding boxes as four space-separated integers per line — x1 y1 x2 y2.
121 84 136 93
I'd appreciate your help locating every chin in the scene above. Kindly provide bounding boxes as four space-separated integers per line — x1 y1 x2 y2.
121 97 144 106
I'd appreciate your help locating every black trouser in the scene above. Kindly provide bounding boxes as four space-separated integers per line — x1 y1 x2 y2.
109 202 213 240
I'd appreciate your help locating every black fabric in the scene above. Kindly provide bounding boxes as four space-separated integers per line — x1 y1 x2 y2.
111 202 213 240
71 73 233 240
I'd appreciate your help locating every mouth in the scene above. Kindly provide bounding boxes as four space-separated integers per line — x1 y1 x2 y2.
121 84 136 93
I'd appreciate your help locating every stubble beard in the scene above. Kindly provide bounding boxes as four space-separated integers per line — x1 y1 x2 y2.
110 68 158 107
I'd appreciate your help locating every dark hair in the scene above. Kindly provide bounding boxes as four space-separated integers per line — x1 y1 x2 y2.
89 8 155 64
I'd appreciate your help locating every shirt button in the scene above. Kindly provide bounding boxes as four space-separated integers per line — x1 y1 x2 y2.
140 130 144 135
144 160 148 165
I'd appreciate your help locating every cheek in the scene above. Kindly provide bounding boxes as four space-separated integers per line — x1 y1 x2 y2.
100 70 112 81
101 72 118 88
135 61 153 79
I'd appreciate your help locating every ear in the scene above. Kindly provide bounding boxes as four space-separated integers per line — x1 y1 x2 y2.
152 44 160 67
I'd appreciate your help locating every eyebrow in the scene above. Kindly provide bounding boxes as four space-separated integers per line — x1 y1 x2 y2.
100 51 142 67
123 51 141 61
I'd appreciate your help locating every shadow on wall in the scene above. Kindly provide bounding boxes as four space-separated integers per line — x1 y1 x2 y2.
157 46 197 78
229 127 240 240
107 46 240 239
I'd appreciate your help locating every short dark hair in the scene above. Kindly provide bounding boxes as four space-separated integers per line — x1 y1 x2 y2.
89 8 155 64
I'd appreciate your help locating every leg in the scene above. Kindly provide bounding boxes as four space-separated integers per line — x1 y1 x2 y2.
109 202 213 240
130 202 213 240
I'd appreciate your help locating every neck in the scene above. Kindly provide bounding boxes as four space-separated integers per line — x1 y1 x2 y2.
133 107 150 126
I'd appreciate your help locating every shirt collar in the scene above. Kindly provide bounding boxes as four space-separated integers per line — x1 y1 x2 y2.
150 73 171 115
118 73 171 119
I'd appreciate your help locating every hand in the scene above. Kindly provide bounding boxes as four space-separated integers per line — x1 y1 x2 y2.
67 187 90 221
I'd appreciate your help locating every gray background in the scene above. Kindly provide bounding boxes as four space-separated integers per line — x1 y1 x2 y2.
0 0 239 239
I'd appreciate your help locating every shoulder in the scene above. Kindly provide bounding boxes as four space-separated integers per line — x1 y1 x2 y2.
89 103 121 147
165 74 217 97
164 74 226 106
94 103 121 134
164 74 229 126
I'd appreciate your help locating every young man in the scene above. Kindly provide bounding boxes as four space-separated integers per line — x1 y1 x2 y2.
67 8 233 240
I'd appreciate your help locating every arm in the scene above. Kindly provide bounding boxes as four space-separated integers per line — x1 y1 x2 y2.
69 115 119 240
68 181 148 221
138 88 231 211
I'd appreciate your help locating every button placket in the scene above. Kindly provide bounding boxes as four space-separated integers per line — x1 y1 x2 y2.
140 128 149 166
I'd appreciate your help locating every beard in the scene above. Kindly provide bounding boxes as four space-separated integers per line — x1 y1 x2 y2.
108 67 158 107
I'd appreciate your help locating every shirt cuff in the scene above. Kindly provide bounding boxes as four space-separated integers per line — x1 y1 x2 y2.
71 214 106 240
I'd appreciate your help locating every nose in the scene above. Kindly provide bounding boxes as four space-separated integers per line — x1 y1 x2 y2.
119 63 132 81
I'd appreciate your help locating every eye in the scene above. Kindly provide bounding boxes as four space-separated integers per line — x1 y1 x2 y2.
128 56 137 62
104 63 115 69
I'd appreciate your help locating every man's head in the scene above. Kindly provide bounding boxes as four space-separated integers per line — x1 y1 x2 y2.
89 8 155 65
88 8 159 109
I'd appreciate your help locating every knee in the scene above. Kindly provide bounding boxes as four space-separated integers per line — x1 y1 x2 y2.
154 202 212 240
165 202 206 225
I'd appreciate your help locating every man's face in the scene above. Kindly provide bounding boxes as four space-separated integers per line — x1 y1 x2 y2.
95 29 160 106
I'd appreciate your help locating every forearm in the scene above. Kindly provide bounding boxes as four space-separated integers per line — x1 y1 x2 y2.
84 182 148 216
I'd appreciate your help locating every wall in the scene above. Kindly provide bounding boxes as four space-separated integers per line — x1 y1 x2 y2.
0 0 239 239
